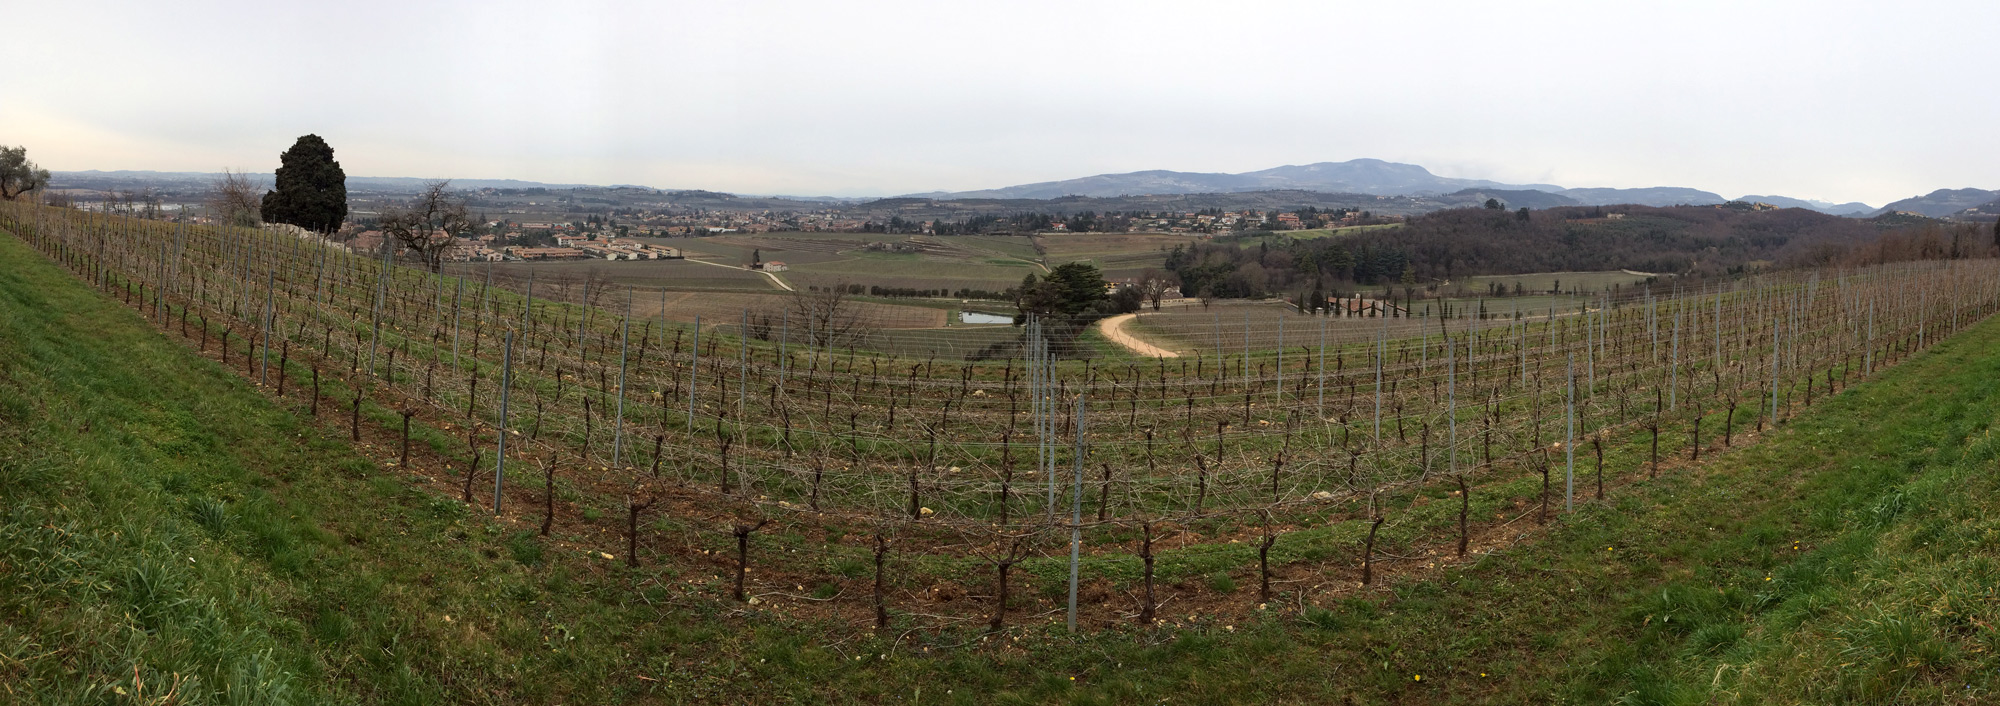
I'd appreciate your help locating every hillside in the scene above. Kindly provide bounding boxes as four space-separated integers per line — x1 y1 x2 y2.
1383 204 1898 275
848 189 1439 221
1951 197 2000 221
1167 204 1902 301
1559 186 1725 206
923 159 1523 199
8 212 2000 703
925 159 1786 209
1737 194 1874 216
1873 187 2000 218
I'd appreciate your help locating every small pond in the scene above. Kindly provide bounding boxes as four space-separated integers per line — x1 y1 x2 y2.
959 311 1013 325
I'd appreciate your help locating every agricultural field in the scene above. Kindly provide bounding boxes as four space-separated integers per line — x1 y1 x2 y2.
954 234 1044 262
631 291 948 329
11 202 2000 702
1459 269 1661 297
1230 223 1405 243
851 322 1033 359
443 230 1200 354
786 250 1027 288
1037 232 1186 280
1125 300 1490 354
650 233 885 267
482 231 1193 307
449 258 780 292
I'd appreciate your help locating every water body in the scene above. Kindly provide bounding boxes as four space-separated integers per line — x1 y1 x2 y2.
960 311 1012 325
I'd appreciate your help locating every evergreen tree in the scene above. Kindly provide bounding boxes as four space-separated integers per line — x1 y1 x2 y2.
260 135 348 233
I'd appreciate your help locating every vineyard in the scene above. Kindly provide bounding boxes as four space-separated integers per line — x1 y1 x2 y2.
6 197 1998 636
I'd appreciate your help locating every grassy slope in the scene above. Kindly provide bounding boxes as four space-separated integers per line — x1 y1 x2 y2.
0 233 766 704
4 226 2000 704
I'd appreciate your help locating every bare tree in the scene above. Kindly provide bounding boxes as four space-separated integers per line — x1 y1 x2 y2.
744 310 775 341
582 266 616 309
1138 268 1177 312
379 180 471 272
791 284 871 348
208 168 264 228
138 190 165 220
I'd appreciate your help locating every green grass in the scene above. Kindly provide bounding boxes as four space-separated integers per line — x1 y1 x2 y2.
8 226 2000 703
1460 269 1660 295
1247 224 1404 241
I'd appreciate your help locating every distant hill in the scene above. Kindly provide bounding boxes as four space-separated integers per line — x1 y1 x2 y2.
845 189 1430 222
1952 198 2000 221
1558 187 1724 207
1440 188 1581 209
1736 195 1875 216
1872 188 2000 218
48 170 598 194
50 165 1945 221
840 186 1609 223
345 176 599 191
927 159 1538 200
928 159 1765 209
930 159 1564 200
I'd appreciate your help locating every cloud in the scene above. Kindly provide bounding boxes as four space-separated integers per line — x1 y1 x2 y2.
3 0 1996 204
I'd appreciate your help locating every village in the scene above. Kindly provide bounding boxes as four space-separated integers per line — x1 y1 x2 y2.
344 226 683 262
315 199 1398 264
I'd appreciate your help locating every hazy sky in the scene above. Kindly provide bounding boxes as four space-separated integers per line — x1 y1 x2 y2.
5 0 1996 206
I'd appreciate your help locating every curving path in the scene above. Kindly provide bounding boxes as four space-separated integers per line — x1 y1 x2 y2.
1097 313 1179 358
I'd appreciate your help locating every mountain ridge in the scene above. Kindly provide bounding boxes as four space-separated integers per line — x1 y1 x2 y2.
920 158 1886 215
1872 188 2000 218
57 163 1974 219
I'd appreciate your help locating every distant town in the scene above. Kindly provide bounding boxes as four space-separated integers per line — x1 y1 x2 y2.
48 176 1416 263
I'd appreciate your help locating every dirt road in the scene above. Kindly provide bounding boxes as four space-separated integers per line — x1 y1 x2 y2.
684 256 794 291
1097 313 1178 358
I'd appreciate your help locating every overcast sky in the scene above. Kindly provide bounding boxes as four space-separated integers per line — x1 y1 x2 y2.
5 0 1995 206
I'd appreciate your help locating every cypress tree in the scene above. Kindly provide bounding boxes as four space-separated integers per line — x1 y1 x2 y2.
261 135 348 233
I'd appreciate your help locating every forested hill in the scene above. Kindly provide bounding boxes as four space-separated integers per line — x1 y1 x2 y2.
1165 204 1915 299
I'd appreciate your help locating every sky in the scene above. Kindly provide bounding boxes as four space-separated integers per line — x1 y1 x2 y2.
4 0 1997 207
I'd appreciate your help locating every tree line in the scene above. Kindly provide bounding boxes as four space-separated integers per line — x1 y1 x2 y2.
1161 204 1983 303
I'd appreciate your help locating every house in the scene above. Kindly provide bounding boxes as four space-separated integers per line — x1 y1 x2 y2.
511 247 586 260
349 230 386 252
760 261 788 272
